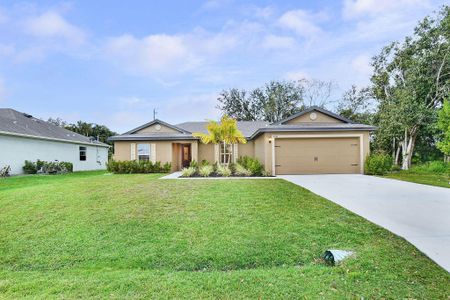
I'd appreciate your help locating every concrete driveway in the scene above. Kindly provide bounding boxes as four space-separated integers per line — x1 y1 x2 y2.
279 174 450 272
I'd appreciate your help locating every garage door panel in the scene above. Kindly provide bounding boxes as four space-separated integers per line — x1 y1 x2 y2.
275 137 360 175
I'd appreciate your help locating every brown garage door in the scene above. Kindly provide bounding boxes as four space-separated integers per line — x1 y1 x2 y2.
275 137 360 174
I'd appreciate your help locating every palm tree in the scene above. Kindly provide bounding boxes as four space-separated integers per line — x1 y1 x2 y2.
193 115 246 165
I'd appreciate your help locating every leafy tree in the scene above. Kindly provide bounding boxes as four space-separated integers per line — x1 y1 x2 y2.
47 117 67 127
217 79 336 123
337 85 376 125
371 6 450 169
48 117 117 158
437 98 450 161
301 79 337 108
193 115 246 165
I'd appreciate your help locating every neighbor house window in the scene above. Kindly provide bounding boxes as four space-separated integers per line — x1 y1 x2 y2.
137 144 150 161
219 142 233 165
79 146 87 161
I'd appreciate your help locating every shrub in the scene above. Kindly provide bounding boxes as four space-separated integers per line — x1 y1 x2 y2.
23 160 73 175
0 165 10 177
189 160 198 168
216 165 232 177
262 170 272 177
234 164 252 176
23 160 37 174
107 160 171 174
36 159 45 171
411 161 449 174
200 159 210 166
237 156 264 176
391 164 402 172
163 162 172 173
364 153 392 175
199 165 214 177
60 162 73 172
181 167 196 177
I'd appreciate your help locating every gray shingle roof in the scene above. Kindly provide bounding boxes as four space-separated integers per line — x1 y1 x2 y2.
176 121 270 138
249 123 376 139
108 108 376 142
0 108 109 147
108 133 196 141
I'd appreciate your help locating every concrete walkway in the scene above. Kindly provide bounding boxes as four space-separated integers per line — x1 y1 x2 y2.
279 174 450 272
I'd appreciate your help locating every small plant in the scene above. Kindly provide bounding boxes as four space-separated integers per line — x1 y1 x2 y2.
199 165 214 177
23 160 38 174
189 160 198 168
0 165 11 177
237 156 264 176
181 167 196 177
234 164 252 176
216 165 232 177
364 153 392 175
200 159 210 166
262 170 272 177
411 161 449 174
163 162 172 173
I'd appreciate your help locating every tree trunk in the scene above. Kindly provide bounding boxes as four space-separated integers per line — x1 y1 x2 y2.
401 128 417 170
392 137 396 164
394 143 402 166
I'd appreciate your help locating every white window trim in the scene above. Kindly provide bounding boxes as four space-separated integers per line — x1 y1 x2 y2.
137 143 151 161
79 146 87 161
130 143 136 160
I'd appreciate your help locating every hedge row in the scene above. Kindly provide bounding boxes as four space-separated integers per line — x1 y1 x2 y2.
23 160 73 175
107 160 171 174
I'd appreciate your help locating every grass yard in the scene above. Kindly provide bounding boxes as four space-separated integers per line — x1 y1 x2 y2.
0 171 449 299
384 171 450 188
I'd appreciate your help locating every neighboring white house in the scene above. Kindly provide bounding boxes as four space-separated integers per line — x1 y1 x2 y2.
0 108 109 175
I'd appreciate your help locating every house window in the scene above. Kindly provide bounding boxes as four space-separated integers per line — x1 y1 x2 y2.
219 142 233 165
137 144 150 161
79 146 87 161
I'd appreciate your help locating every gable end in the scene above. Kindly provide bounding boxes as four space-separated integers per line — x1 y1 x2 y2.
124 119 191 135
275 106 354 125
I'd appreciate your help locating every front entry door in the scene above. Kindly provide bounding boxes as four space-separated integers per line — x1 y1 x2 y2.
181 144 191 168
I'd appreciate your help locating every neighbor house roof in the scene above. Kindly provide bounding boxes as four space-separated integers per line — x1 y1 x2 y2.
0 108 109 147
108 107 376 142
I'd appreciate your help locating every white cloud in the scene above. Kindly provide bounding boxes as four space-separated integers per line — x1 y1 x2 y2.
262 34 296 49
278 10 326 38
102 21 261 77
251 6 275 19
284 70 310 81
108 92 220 132
342 0 429 19
23 11 86 45
103 34 195 75
351 53 373 76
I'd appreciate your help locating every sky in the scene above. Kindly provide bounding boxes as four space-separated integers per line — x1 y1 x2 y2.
0 0 447 133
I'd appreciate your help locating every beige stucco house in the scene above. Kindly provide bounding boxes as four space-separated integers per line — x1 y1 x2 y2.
109 107 375 175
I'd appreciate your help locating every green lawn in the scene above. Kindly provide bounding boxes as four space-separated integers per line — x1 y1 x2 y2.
384 171 450 188
0 172 449 299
